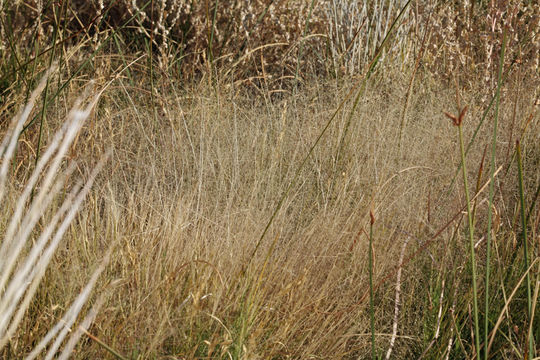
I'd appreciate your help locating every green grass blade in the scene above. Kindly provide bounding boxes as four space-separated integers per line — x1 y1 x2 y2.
246 0 412 267
484 28 506 360
456 117 481 357
369 211 376 360
516 141 533 359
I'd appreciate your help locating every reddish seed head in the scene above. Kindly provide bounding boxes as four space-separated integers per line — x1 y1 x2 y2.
445 106 468 126
370 210 375 225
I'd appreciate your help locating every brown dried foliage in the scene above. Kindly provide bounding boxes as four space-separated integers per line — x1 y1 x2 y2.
0 0 538 83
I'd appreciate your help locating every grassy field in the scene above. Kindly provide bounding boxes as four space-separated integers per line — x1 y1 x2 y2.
1 1 539 359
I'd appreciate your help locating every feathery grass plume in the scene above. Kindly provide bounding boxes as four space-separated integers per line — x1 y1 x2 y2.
0 70 109 357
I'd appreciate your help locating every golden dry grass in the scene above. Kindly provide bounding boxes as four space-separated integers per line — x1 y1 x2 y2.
2 62 537 358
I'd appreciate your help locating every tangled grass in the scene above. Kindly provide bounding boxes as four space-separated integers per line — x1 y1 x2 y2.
0 1 539 359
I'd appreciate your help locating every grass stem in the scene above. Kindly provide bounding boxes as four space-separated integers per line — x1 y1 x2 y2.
484 28 506 360
369 210 376 360
516 141 533 359
451 108 481 357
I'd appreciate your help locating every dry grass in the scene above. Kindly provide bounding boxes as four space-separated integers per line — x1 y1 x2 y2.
1 1 539 359
1 63 537 358
2 1 537 84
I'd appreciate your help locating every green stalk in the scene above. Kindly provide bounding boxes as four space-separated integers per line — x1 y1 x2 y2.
516 141 533 359
457 120 481 357
369 211 376 360
31 0 65 200
334 0 412 172
149 0 158 126
35 1 62 169
484 28 506 360
208 0 219 66
445 56 520 198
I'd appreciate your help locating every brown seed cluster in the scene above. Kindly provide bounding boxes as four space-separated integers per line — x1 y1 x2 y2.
444 106 468 127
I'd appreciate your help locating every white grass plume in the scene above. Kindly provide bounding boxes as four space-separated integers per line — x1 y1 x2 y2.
0 71 110 357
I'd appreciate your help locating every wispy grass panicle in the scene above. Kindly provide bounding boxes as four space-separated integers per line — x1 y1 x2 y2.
0 71 108 358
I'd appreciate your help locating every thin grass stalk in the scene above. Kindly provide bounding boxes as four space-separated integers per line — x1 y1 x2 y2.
24 9 43 103
208 0 219 65
235 0 275 62
461 123 481 357
0 99 98 344
22 150 109 359
516 140 533 359
367 164 501 317
369 210 376 360
398 12 430 152
57 294 106 360
527 274 539 359
526 180 540 225
334 0 412 173
1 84 106 360
0 68 52 207
444 46 533 197
25 243 112 360
113 33 135 86
452 107 481 357
0 95 88 291
83 329 129 360
484 28 506 360
0 180 80 347
42 247 112 360
237 234 281 358
149 0 159 127
34 1 61 178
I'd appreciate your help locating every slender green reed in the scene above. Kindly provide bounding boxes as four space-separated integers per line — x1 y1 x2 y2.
149 0 159 126
334 0 412 172
447 106 481 357
369 210 376 360
484 28 506 360
246 0 412 273
516 141 533 359
208 0 219 65
35 1 63 171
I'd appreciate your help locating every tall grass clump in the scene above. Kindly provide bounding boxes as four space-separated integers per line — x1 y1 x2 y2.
0 70 109 358
0 0 538 359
